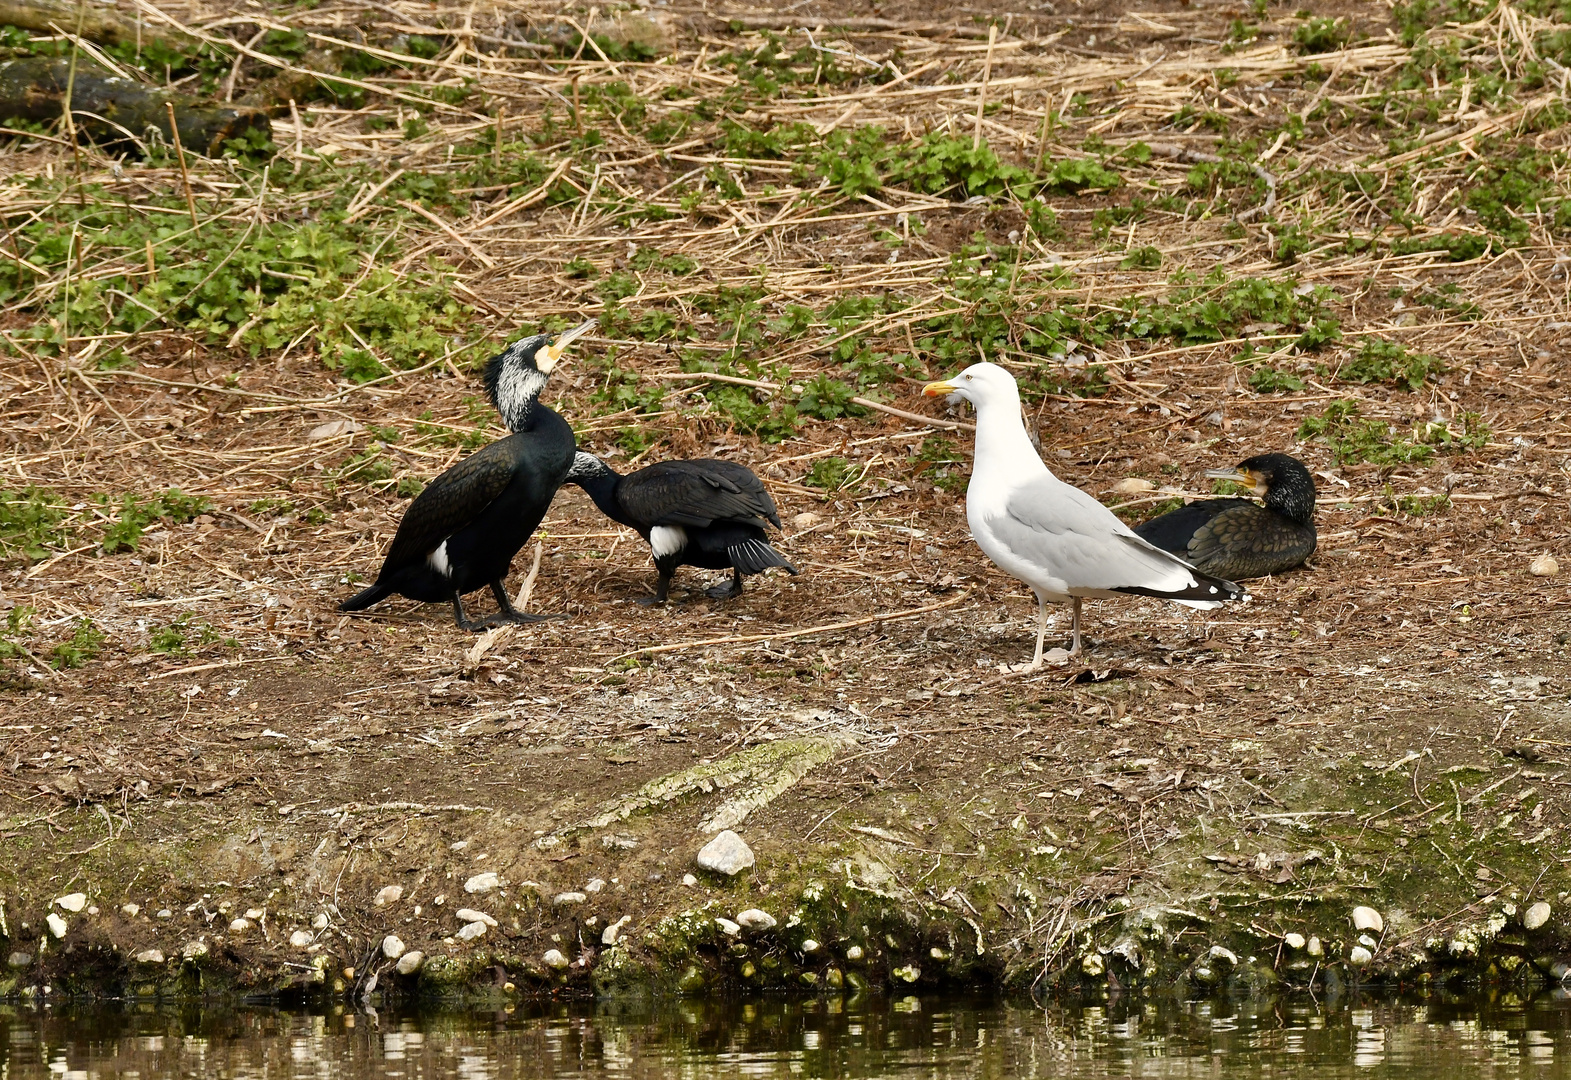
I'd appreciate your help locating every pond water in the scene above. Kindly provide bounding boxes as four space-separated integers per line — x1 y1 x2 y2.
1 992 1568 1078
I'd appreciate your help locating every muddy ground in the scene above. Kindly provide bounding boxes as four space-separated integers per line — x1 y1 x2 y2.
2 0 1571 1001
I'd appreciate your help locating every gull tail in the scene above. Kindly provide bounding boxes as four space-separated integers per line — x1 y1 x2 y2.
1112 571 1247 608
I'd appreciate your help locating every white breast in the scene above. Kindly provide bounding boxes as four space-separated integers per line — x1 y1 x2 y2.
426 540 452 577
649 525 688 558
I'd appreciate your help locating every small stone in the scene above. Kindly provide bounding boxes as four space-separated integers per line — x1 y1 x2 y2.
1283 932 1306 950
157 909 172 919
739 960 758 979
382 935 406 960
181 940 208 961
229 918 251 933
930 947 951 961
1111 477 1157 494
396 950 424 975
88 906 99 916
464 872 500 894
134 948 164 964
1358 934 1378 949
677 965 706 991
46 913 67 939
433 894 446 906
8 952 32 968
542 949 570 969
1531 553 1560 577
792 511 822 530
121 903 141 918
893 965 921 983
716 917 742 937
374 885 404 907
54 892 87 913
455 908 498 928
1352 906 1384 934
311 913 329 930
602 834 639 851
1349 945 1373 966
244 908 264 921
289 930 312 948
823 968 843 989
553 891 587 907
696 830 755 876
1306 936 1323 957
602 915 632 945
736 909 777 931
457 921 488 942
845 945 864 961
1081 952 1105 976
585 878 606 894
801 939 820 954
681 874 698 887
1207 946 1238 967
1526 902 1552 930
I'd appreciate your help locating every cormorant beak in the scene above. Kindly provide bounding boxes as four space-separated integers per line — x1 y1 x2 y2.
540 318 597 372
923 379 959 397
1206 467 1266 496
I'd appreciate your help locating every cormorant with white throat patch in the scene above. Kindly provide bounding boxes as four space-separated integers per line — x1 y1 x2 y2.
338 320 595 630
566 453 797 604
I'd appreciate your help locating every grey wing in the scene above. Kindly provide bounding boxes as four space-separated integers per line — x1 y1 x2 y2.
994 477 1225 597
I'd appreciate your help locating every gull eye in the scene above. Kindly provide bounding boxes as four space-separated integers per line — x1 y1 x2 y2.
965 374 973 380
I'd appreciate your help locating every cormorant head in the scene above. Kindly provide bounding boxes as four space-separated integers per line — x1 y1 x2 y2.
1205 453 1316 524
922 361 1021 413
484 319 596 432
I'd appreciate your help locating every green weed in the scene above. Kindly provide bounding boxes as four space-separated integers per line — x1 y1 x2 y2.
1248 366 1306 393
1297 400 1433 466
911 435 968 493
101 490 211 555
1417 411 1490 452
804 456 858 492
51 619 104 669
1295 16 1351 54
0 487 68 563
796 374 863 420
1341 339 1444 390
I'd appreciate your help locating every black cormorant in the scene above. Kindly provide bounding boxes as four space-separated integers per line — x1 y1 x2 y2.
566 453 798 604
1132 453 1316 581
339 320 595 629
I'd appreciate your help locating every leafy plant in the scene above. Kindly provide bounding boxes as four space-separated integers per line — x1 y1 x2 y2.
911 435 968 493
0 487 68 563
796 374 863 420
804 456 858 491
101 490 212 555
1297 400 1433 465
1417 411 1490 452
1295 16 1350 54
51 619 104 669
1341 339 1444 390
1248 366 1306 393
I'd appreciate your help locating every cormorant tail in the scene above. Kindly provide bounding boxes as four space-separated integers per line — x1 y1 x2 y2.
727 538 798 577
339 582 390 612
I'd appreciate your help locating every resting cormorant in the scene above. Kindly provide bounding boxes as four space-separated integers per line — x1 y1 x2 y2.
339 320 595 629
1132 453 1316 581
923 363 1245 669
566 453 798 604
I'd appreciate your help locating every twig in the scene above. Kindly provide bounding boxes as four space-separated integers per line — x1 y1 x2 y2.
165 101 198 228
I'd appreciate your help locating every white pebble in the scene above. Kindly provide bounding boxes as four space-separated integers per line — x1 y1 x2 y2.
542 949 570 969
244 908 264 921
601 915 631 945
736 909 777 931
1531 553 1560 577
585 878 606 894
54 893 87 913
382 935 406 960
716 917 741 937
1349 945 1373 966
801 939 820 953
457 921 488 942
1526 902 1552 930
229 918 251 933
375 885 404 907
182 940 208 960
135 948 164 964
681 874 698 887
455 908 497 927
311 913 329 930
1306 937 1323 957
845 945 864 961
553 892 587 906
396 950 424 975
464 872 500 894
1351 906 1384 934
1283 932 1306 950
46 913 67 939
121 903 141 918
1081 952 1105 976
696 830 755 876
289 930 312 948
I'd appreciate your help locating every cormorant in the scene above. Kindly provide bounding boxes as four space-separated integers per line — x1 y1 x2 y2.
923 363 1245 670
339 320 595 630
1132 453 1317 581
566 453 798 604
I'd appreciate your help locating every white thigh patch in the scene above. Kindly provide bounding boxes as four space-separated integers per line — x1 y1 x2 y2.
427 540 452 577
649 525 687 559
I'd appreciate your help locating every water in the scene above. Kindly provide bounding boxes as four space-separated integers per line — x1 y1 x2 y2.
2 992 1568 1078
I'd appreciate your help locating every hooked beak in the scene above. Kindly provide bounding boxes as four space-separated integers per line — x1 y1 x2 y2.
1206 467 1265 495
923 379 959 397
541 318 597 371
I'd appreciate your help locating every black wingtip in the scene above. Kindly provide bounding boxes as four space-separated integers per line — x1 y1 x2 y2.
338 583 388 612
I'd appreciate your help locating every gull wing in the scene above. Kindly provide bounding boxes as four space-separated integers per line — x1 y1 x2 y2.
988 476 1242 601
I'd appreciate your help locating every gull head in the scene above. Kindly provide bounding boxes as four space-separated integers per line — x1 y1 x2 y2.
922 361 1020 410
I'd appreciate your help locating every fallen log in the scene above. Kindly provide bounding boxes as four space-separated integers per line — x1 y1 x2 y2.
0 0 197 52
0 56 269 156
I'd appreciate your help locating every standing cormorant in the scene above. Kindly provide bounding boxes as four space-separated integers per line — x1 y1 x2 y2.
566 453 798 604
339 320 595 629
1132 453 1317 580
923 362 1245 669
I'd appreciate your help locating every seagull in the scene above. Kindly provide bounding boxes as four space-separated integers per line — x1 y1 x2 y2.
923 362 1246 670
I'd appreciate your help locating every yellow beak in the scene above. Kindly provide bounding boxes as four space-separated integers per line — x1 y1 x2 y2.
923 380 958 397
543 318 597 367
1205 467 1264 495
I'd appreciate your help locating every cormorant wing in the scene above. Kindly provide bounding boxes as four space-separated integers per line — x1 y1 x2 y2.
621 460 783 530
1186 504 1317 580
379 440 519 571
1131 498 1255 555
